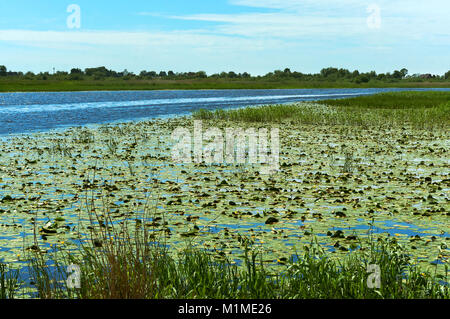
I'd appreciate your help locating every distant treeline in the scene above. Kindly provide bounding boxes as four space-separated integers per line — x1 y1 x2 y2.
1 65 449 83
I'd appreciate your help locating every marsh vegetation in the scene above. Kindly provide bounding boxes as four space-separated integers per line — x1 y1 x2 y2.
0 91 448 299
193 91 450 129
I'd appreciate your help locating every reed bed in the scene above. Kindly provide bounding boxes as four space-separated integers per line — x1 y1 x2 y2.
193 92 450 129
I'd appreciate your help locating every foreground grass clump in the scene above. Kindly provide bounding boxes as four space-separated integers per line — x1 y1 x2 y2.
193 91 450 129
0 263 19 299
12 232 448 299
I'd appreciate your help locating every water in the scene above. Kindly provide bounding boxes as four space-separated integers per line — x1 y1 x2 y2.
1 88 449 135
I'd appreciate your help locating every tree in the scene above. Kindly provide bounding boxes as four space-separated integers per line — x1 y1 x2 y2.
368 71 377 79
392 70 403 79
38 72 49 80
0 65 7 76
445 70 450 80
24 71 35 79
337 68 351 78
355 75 369 84
320 67 338 78
70 68 83 74
196 71 207 78
400 68 408 78
85 66 111 78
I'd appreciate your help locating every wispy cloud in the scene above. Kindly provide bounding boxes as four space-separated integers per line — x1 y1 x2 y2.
171 13 367 38
229 0 363 11
169 0 450 40
0 29 281 51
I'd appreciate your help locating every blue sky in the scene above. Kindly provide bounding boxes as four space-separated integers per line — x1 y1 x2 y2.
0 0 449 75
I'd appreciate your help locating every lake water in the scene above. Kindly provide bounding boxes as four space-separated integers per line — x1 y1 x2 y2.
0 88 449 135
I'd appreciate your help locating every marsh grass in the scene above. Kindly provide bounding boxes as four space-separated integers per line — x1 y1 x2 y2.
0 263 19 299
342 152 354 174
3 204 449 299
20 221 449 299
193 92 450 129
318 91 450 109
73 129 95 144
106 136 119 156
49 139 73 157
27 254 68 299
286 237 448 299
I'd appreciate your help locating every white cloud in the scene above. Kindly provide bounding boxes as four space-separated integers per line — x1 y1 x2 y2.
172 13 367 38
230 0 449 13
168 10 449 41
0 29 284 56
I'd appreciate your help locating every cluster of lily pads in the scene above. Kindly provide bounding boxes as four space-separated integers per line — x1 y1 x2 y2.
0 110 448 284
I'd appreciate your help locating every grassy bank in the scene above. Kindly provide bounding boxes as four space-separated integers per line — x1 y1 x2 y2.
1 78 450 92
193 91 450 129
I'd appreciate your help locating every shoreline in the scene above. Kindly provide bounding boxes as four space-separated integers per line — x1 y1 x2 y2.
1 83 450 94
2 87 450 94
